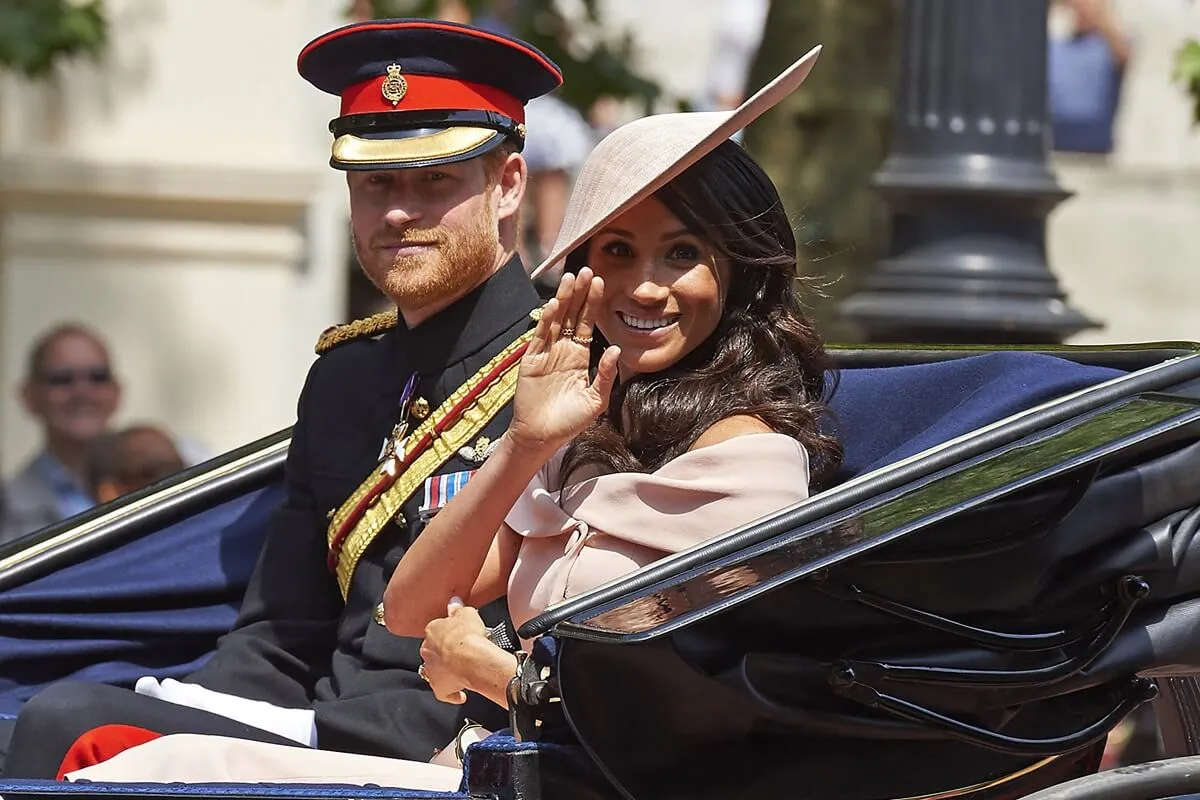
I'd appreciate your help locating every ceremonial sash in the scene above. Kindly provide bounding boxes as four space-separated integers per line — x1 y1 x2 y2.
326 326 535 598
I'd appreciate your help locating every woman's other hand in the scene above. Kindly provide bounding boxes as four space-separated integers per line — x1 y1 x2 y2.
420 599 517 707
508 267 621 455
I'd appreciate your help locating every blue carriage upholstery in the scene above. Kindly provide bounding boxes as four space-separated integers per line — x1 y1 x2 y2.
826 351 1124 480
0 485 283 717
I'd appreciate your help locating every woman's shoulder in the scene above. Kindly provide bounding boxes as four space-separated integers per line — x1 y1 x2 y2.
675 417 809 476
688 415 777 452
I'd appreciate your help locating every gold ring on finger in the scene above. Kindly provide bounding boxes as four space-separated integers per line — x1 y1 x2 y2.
571 336 593 347
559 327 576 339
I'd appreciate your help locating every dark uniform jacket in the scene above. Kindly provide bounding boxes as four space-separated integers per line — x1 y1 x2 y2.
187 257 539 760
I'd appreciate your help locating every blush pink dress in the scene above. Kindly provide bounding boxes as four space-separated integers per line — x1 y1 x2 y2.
66 433 811 790
504 432 811 636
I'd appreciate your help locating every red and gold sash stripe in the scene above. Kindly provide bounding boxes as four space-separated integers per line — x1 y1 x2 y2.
326 326 534 598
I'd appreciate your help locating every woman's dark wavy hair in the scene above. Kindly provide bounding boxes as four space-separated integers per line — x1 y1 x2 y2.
558 139 843 489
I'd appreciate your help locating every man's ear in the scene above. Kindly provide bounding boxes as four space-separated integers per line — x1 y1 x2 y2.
495 151 528 223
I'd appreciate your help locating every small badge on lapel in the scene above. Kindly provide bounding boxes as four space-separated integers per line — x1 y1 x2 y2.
458 435 499 465
420 470 477 520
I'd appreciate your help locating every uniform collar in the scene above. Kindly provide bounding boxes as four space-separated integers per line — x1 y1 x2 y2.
389 254 539 375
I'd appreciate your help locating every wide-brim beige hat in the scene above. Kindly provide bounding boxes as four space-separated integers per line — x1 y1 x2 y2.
530 45 822 279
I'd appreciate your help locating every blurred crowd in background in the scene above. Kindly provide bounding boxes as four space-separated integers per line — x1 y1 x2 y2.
1 324 190 543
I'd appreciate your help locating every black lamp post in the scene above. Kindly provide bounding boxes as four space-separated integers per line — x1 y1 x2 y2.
840 0 1100 344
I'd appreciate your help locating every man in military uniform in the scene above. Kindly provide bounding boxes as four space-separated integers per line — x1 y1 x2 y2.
0 19 562 778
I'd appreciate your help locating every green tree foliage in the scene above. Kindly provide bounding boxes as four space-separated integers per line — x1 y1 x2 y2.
356 0 662 116
0 0 107 79
1175 38 1200 126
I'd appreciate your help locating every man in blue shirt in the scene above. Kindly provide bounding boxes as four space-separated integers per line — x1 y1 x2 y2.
1 324 121 545
1048 0 1132 155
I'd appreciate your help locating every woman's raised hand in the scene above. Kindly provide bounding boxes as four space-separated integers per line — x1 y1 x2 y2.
507 267 621 455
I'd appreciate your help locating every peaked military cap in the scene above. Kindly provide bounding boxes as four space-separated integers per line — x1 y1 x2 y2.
298 19 563 171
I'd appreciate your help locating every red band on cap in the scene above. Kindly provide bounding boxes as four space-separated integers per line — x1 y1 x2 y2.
340 73 525 123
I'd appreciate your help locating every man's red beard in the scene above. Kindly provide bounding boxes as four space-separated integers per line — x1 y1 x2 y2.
355 207 499 313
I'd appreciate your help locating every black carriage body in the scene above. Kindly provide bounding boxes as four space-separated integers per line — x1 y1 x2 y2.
2 343 1200 800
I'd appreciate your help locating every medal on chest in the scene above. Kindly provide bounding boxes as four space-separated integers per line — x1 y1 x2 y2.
377 373 421 463
324 323 535 599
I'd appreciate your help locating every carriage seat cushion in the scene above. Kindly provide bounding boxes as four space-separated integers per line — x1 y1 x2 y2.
828 352 1124 482
0 485 285 717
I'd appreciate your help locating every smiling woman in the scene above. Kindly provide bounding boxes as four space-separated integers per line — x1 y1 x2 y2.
557 137 842 486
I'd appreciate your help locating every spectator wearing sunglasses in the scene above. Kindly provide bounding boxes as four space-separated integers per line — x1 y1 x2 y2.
1 324 121 545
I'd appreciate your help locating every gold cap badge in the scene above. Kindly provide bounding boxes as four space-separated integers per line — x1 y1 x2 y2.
381 64 408 106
